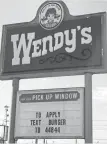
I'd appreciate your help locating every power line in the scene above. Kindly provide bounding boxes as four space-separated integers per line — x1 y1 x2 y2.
93 120 107 121
95 139 107 140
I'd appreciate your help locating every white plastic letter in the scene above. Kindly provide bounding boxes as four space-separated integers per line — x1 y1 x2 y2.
32 39 42 57
11 32 35 65
81 27 92 44
42 36 53 56
64 29 76 53
54 32 64 51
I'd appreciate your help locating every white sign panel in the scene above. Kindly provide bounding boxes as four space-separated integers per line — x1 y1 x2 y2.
15 88 84 139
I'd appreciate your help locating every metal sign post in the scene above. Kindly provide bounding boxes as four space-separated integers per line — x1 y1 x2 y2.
85 73 93 144
35 139 38 144
8 79 19 143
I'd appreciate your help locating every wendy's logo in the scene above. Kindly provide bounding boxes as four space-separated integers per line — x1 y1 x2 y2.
39 2 64 30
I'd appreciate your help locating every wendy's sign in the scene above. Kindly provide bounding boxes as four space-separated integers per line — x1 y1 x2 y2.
0 0 106 79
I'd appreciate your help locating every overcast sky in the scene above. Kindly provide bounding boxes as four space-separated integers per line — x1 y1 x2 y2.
0 0 107 143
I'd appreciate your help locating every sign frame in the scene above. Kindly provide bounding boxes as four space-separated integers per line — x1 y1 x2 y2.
0 4 107 80
15 87 85 139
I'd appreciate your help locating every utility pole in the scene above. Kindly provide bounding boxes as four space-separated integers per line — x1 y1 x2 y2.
3 105 9 143
0 106 9 144
4 105 9 126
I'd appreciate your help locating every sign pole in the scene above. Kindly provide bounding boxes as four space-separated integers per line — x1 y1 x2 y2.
35 139 38 144
85 73 93 144
8 79 19 143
